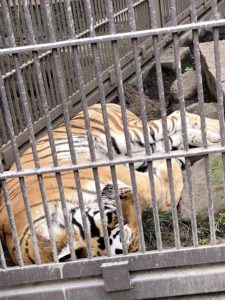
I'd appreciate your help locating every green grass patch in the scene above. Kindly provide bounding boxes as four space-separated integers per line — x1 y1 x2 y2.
184 66 194 72
142 210 225 249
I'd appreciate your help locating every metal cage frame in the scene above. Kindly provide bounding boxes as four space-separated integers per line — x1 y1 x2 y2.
1 0 225 299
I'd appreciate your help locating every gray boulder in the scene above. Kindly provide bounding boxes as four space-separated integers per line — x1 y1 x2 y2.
186 102 219 119
179 154 225 222
170 70 197 103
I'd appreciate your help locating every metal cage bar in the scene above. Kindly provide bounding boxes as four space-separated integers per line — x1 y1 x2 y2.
190 0 216 244
148 0 181 249
0 0 225 298
170 0 199 247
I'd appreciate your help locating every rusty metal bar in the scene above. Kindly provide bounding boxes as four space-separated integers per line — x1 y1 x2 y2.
0 19 225 55
210 0 225 240
0 0 225 272
148 0 181 249
22 0 61 263
0 159 23 266
81 0 128 254
190 0 216 244
0 240 6 269
2 0 46 265
63 0 112 257
103 0 146 252
170 0 199 247
127 0 162 250
40 0 87 261
0 145 225 181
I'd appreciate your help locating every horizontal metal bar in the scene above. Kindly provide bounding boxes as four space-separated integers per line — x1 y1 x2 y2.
0 19 225 55
0 145 224 180
3 261 225 300
1 244 225 287
2 262 225 299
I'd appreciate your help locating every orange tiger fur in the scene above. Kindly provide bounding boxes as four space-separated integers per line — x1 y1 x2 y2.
0 103 220 265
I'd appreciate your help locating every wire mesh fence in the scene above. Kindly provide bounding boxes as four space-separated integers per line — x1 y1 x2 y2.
0 0 225 298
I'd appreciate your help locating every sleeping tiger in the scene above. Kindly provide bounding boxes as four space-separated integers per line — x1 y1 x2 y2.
58 184 134 261
0 103 220 265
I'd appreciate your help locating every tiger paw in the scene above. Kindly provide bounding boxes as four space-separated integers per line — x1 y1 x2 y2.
206 131 221 144
128 229 139 253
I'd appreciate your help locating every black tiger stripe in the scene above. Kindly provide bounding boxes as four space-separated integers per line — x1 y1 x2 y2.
136 162 148 173
113 229 120 239
71 124 105 134
72 116 105 126
115 249 123 254
97 237 105 250
107 113 124 131
59 253 71 262
132 130 144 147
71 212 85 240
25 246 35 264
106 211 113 225
50 129 66 134
87 213 100 237
111 136 121 155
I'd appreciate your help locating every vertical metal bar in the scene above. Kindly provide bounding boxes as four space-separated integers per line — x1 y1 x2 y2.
29 0 81 261
0 75 24 265
0 180 24 266
0 240 7 269
4 79 19 135
38 0 93 259
9 76 25 130
64 0 122 257
59 0 67 39
170 0 198 246
17 0 27 46
0 108 8 146
190 0 216 244
148 0 181 249
44 0 129 258
45 55 58 108
63 48 73 95
210 0 225 227
67 47 77 93
78 0 127 254
40 58 52 110
24 65 38 120
29 63 43 115
103 0 146 253
33 0 44 43
75 0 128 254
2 0 43 264
126 0 162 250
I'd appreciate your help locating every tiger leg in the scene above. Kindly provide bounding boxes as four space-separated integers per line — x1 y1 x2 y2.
168 111 220 145
118 187 139 252
114 159 183 251
168 110 219 133
152 158 183 212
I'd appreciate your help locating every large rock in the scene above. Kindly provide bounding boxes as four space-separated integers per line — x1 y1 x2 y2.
200 41 225 103
179 154 225 222
169 101 220 120
186 102 219 119
170 70 197 103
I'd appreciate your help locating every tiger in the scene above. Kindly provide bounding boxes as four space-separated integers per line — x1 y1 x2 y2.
0 103 220 265
58 184 134 261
